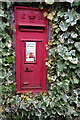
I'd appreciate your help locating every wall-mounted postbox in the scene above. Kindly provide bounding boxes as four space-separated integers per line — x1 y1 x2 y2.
15 6 48 93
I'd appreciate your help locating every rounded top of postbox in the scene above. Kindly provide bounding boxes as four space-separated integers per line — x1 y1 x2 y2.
15 6 48 26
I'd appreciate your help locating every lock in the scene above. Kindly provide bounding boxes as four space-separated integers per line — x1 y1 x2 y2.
24 66 33 72
15 6 48 93
26 67 29 71
25 67 33 72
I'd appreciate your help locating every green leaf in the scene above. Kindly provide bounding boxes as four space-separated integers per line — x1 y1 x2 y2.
67 39 74 44
75 42 80 52
67 10 74 21
66 19 70 23
67 106 76 115
54 17 58 21
59 22 68 31
75 68 80 77
72 73 79 84
71 20 77 26
65 51 71 56
57 62 67 71
69 50 76 56
45 0 54 4
6 2 11 8
68 57 78 64
0 9 4 17
71 32 78 38
57 11 64 18
71 1 80 7
62 94 68 102
69 64 78 69
50 101 55 108
63 32 69 39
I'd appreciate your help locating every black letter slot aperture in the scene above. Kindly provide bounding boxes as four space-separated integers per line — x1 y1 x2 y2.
19 25 45 32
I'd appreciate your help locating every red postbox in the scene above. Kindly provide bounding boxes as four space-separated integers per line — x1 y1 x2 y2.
15 6 48 93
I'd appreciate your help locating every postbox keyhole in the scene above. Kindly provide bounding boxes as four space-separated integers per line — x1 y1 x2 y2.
26 67 29 71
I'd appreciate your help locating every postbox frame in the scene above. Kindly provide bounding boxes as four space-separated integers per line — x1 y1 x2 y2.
14 6 48 93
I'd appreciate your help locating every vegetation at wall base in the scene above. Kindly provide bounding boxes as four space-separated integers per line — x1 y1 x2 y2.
1 2 80 120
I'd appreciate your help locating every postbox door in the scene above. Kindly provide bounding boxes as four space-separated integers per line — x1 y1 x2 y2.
20 40 46 91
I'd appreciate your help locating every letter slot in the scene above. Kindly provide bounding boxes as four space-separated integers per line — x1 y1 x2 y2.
19 25 45 32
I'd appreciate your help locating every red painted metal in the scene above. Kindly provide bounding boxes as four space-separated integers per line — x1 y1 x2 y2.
14 6 48 93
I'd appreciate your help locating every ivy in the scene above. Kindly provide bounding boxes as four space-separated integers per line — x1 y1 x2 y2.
1 2 80 120
44 3 80 119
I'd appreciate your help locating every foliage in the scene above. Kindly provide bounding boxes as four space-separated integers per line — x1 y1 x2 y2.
46 3 80 119
71 1 80 7
1 2 80 120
